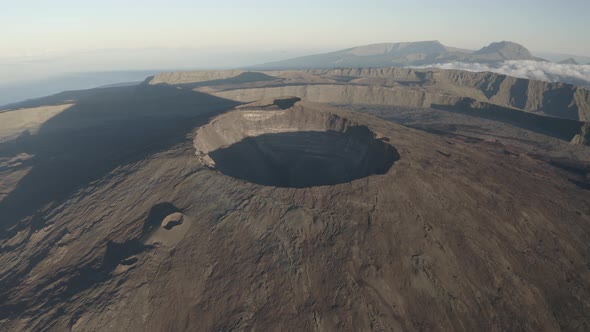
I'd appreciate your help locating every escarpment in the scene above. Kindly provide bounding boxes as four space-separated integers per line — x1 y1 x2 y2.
148 67 590 121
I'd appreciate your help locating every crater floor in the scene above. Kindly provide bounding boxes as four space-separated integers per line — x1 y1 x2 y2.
209 130 398 188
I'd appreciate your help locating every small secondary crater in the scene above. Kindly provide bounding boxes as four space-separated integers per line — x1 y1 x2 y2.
161 212 184 230
194 102 400 188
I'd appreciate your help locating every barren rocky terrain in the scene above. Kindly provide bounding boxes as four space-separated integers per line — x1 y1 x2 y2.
1 69 590 331
149 68 590 122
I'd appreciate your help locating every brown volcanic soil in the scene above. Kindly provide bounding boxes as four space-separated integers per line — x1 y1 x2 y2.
0 74 589 331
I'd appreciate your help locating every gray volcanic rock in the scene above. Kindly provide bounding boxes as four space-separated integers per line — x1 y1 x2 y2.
1 72 590 331
572 123 590 145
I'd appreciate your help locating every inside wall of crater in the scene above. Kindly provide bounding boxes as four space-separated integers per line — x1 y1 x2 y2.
194 100 400 187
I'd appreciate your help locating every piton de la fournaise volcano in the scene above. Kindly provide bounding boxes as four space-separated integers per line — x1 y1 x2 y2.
1 66 590 331
2 2 590 331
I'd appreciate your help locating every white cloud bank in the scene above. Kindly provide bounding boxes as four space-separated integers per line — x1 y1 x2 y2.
417 60 590 87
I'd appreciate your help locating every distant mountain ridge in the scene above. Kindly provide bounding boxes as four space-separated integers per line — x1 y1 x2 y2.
471 41 538 62
253 40 544 70
559 58 579 65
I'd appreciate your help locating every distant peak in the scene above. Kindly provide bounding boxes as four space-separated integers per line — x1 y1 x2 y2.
559 57 579 65
477 41 527 51
473 41 533 59
497 40 518 45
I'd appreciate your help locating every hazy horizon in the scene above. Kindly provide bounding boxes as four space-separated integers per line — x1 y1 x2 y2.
2 0 590 106
3 1 590 82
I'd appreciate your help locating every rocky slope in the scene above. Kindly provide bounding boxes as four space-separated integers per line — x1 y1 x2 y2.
148 68 590 123
0 105 72 142
469 41 540 62
572 123 590 145
1 73 590 331
305 68 590 122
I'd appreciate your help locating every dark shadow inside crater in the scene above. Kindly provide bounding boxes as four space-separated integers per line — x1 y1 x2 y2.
209 126 400 188
273 97 301 109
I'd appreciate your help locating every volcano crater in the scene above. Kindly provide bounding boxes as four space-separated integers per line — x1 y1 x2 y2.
194 100 400 188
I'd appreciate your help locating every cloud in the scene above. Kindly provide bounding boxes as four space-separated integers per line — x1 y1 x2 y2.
415 60 590 87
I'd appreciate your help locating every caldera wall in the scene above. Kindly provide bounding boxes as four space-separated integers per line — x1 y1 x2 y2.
194 101 399 187
148 68 590 121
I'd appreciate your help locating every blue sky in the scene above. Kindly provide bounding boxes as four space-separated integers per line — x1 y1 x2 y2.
1 0 589 81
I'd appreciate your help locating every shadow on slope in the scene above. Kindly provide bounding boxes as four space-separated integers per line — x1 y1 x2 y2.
432 99 586 142
0 202 183 322
0 84 239 238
